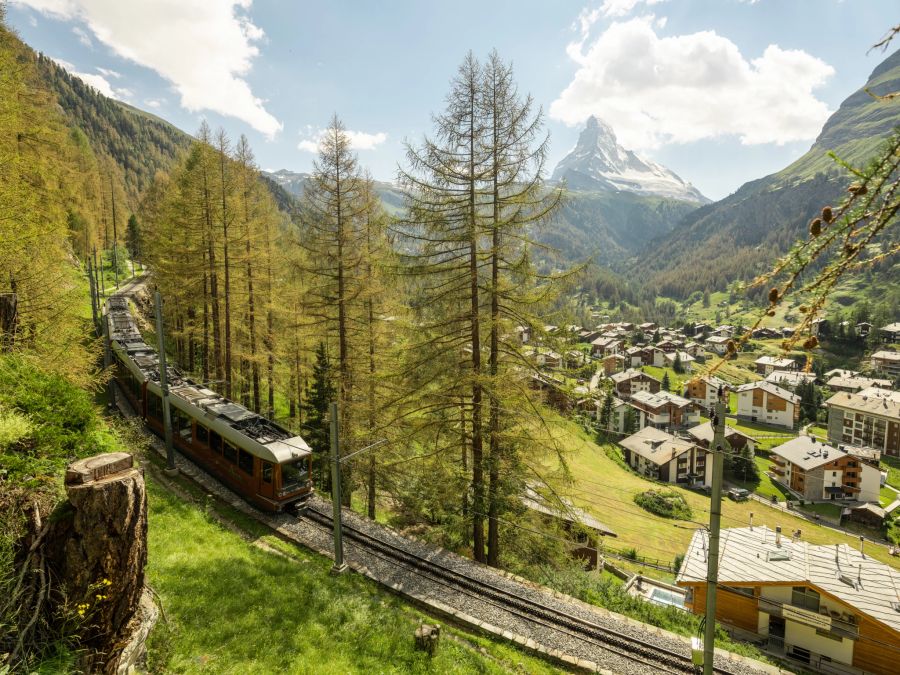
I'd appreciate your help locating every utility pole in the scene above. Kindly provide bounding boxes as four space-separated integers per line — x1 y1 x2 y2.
111 176 119 289
86 259 99 333
330 401 348 575
154 291 177 473
703 388 727 675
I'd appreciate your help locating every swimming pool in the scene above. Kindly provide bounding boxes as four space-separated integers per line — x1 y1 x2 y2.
648 587 686 609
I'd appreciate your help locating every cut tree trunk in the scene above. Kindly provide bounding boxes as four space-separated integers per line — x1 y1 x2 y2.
47 452 148 673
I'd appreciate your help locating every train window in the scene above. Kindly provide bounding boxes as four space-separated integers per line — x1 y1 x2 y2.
280 459 308 492
223 442 238 464
209 430 222 454
261 462 273 483
195 424 209 447
147 393 162 421
174 410 191 440
238 449 254 475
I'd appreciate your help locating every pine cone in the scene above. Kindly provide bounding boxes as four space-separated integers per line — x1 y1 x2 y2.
808 218 822 237
822 206 834 223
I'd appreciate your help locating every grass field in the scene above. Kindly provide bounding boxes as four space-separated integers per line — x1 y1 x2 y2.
882 455 900 491
542 418 900 575
731 456 792 502
882 487 899 508
145 471 561 674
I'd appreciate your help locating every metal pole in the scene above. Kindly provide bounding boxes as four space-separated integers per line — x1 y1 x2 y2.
86 259 99 333
330 401 347 574
154 291 176 472
103 310 115 409
703 391 727 674
111 176 119 290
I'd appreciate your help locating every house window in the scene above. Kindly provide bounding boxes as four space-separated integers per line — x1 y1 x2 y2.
791 587 820 612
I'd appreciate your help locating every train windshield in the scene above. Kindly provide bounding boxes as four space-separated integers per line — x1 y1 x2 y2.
280 458 309 492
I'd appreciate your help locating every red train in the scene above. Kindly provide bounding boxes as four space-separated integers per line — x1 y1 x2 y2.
106 295 313 512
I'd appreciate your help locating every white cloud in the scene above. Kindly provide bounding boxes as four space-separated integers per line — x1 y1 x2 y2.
599 0 665 18
96 66 120 78
51 56 131 100
144 98 164 109
550 16 834 149
297 128 388 153
72 25 92 47
11 0 282 138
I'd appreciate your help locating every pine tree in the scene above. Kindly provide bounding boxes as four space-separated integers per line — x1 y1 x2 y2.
662 371 671 391
302 341 336 490
599 391 614 435
673 351 683 374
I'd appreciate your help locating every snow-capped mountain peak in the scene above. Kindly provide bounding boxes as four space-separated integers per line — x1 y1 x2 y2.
551 116 708 204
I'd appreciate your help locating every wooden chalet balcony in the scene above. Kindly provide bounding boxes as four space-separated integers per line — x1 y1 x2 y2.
770 465 785 476
757 597 859 641
771 456 786 467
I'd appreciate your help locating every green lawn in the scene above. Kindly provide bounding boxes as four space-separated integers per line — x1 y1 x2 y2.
882 455 900 491
882 486 899 508
542 417 900 575
808 425 828 440
724 419 797 452
145 475 560 674
796 502 843 522
731 456 792 502
641 365 688 394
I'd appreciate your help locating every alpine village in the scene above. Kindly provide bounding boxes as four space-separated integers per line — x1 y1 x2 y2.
2 2 900 674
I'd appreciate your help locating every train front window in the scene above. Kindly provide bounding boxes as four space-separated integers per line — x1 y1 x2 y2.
280 459 308 492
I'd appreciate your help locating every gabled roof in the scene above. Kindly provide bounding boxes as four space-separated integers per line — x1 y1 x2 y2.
619 426 698 465
872 350 900 361
881 322 900 332
706 335 730 344
610 368 658 384
686 421 755 446
735 380 800 404
826 375 893 391
755 356 796 368
677 527 900 634
764 370 816 387
631 390 693 410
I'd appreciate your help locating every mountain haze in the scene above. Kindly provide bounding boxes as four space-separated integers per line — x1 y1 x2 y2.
638 48 900 298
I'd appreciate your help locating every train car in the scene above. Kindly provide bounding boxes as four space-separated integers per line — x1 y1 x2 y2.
105 295 313 512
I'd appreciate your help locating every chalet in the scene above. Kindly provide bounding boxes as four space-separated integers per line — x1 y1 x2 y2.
810 317 830 336
677 526 900 675
526 348 561 370
529 374 571 413
521 486 616 568
825 387 900 457
515 325 531 344
684 322 711 337
590 336 623 357
619 426 711 487
826 375 893 394
781 326 795 337
610 368 661 400
752 327 781 339
683 341 701 357
625 346 644 368
769 436 880 503
640 346 665 367
578 329 602 343
755 355 798 376
845 502 885 528
599 353 625 376
712 325 735 337
655 339 679 353
764 370 817 390
686 421 755 454
639 322 657 333
664 350 695 373
880 322 900 343
735 381 800 429
629 390 700 431
705 335 731 355
565 350 588 370
683 375 729 409
871 350 900 379
825 368 859 380
855 322 872 338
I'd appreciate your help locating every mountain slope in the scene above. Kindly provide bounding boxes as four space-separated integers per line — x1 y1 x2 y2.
551 116 708 203
638 48 900 299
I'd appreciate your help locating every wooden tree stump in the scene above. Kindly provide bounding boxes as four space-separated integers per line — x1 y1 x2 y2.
414 623 440 656
48 452 148 673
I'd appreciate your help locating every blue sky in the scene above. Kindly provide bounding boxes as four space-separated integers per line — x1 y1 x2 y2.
7 0 898 200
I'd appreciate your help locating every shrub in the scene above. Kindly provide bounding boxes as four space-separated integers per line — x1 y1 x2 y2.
634 489 693 520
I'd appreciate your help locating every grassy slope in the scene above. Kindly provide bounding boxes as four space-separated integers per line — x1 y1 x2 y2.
145 471 561 675
542 417 900 573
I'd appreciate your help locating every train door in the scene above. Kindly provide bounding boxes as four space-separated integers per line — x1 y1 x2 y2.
259 461 275 499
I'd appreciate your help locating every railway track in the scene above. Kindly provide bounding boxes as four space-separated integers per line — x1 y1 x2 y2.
300 505 744 675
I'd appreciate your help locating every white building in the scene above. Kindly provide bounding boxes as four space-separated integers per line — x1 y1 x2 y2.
735 381 800 429
619 427 712 487
769 436 880 503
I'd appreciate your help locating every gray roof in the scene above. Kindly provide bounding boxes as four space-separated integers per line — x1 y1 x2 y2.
826 375 893 391
765 371 816 387
521 486 616 537
735 380 800 404
872 350 900 361
755 356 796 368
631 390 693 410
686 421 754 446
610 368 657 384
619 426 697 465
770 436 849 470
825 387 900 420
677 526 900 634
